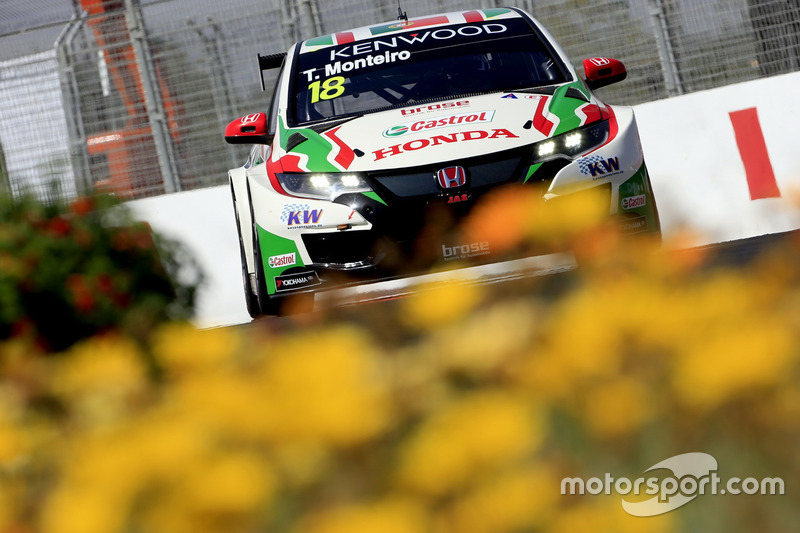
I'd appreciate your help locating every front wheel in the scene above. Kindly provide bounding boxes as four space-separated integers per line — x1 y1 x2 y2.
238 229 262 318
251 221 282 316
247 181 282 316
231 185 261 318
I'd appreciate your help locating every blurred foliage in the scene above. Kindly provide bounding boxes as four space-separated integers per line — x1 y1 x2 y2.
0 189 799 532
0 194 201 352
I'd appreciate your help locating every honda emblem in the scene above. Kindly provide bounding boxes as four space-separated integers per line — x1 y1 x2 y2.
435 166 467 189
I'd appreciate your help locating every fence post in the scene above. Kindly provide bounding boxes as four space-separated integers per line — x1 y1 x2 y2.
54 13 93 196
296 0 323 38
648 0 684 96
0 141 9 196
123 0 181 193
189 18 240 171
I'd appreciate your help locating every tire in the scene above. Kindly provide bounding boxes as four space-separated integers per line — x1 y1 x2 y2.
238 229 262 318
644 170 663 243
247 181 282 316
231 184 261 318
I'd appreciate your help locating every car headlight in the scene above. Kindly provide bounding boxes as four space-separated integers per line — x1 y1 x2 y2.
532 120 610 162
276 172 371 201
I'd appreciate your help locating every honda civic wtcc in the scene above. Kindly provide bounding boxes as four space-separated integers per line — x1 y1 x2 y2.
224 7 660 316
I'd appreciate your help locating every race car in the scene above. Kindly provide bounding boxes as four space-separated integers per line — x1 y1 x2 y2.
224 7 660 317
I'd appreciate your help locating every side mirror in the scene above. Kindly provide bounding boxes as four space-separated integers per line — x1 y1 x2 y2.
224 113 272 144
583 57 627 90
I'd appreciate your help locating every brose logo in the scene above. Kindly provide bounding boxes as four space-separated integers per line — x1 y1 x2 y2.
442 241 490 261
401 100 470 116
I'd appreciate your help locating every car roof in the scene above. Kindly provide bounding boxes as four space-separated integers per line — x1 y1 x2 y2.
298 7 526 54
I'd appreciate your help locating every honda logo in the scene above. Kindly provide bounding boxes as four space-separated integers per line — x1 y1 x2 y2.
435 166 467 189
588 57 611 67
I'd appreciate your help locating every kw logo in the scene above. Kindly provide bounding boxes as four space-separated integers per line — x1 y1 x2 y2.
579 155 621 178
287 209 323 226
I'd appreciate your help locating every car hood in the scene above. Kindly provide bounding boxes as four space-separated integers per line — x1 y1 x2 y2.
276 85 603 173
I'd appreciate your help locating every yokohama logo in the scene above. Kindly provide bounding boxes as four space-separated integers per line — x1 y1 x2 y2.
274 271 321 292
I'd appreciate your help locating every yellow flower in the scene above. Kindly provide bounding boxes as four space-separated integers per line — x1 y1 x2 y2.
178 452 275 516
546 498 674 533
461 185 540 254
396 390 543 496
153 323 241 375
52 335 147 426
256 326 392 447
513 284 628 400
445 467 560 533
168 372 270 442
55 335 146 397
41 486 128 533
0 419 27 467
527 186 610 245
428 300 540 376
402 281 484 330
582 378 655 439
671 318 795 410
297 497 428 533
0 390 29 466
270 442 332 488
139 455 274 533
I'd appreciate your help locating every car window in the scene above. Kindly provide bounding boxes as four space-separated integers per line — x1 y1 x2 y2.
244 144 260 169
268 60 286 135
290 18 569 125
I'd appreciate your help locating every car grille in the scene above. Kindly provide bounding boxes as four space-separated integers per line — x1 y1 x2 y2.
367 146 529 200
302 230 378 267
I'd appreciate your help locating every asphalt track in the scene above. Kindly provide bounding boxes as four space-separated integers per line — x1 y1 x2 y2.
676 229 798 267
234 229 799 331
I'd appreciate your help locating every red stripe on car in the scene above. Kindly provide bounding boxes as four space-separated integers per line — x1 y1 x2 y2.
266 156 288 194
584 105 618 155
323 126 355 170
335 32 355 44
463 10 484 22
580 103 602 125
404 16 450 28
532 96 555 136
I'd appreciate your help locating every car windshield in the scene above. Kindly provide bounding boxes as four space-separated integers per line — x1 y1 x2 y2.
291 18 570 125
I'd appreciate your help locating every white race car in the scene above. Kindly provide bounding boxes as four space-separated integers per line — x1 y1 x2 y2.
224 7 660 316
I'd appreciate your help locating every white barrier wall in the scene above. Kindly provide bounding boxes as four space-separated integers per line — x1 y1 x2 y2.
128 72 800 327
634 71 800 244
128 186 252 327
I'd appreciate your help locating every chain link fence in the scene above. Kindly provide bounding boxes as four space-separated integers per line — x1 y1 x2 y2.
1 0 798 202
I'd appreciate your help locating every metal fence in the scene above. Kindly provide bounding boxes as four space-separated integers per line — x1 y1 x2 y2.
1 0 798 202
